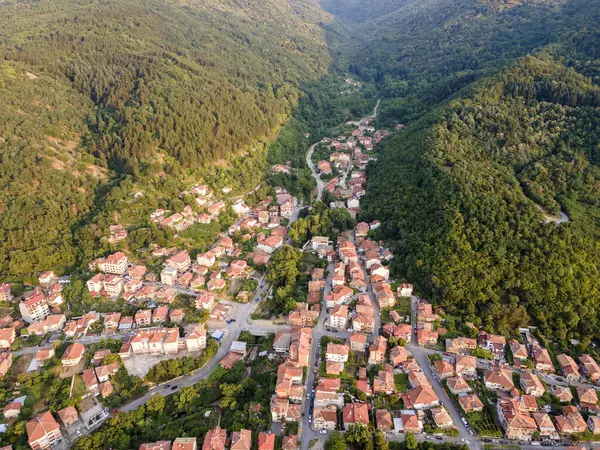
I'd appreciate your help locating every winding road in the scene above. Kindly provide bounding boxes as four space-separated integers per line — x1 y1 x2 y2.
305 99 380 202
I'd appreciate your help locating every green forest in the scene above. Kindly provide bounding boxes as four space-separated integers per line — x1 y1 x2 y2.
321 0 600 344
0 0 333 279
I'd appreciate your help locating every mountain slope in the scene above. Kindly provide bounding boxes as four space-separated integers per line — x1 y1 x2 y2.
322 0 600 343
0 0 333 279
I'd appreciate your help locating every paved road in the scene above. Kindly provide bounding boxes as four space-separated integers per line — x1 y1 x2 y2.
13 332 130 357
306 142 325 201
407 296 481 450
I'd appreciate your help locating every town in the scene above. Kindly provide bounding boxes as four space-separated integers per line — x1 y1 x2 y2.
1 100 600 450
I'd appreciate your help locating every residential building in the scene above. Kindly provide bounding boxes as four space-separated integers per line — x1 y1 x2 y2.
431 407 453 429
557 354 580 381
313 405 337 430
0 284 12 302
349 332 368 352
508 339 529 364
19 294 50 323
368 336 387 365
173 438 198 450
520 372 545 397
328 305 348 329
434 360 454 379
398 410 423 434
61 343 85 367
130 328 179 355
185 325 207 351
140 441 173 450
161 267 179 285
314 378 344 408
389 345 409 366
458 393 484 412
342 403 370 429
484 366 514 392
271 397 301 423
135 309 152 327
195 291 215 311
375 409 393 432
402 385 440 409
455 355 477 377
530 345 554 372
165 251 191 273
497 398 538 441
57 406 79 427
100 252 128 275
202 426 227 450
577 387 599 411
579 354 600 383
326 343 349 363
26 411 63 450
0 328 16 349
478 331 506 359
352 314 375 334
230 429 252 450
555 406 587 435
446 376 471 395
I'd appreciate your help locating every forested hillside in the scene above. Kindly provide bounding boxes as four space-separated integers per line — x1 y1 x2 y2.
322 0 600 343
0 0 333 279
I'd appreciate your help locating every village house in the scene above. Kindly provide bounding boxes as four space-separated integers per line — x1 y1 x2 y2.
0 351 13 378
530 345 554 372
195 291 216 311
432 407 453 429
257 433 275 450
397 283 413 297
445 337 477 354
478 331 506 360
398 410 423 434
314 378 344 408
555 406 587 435
185 325 207 351
26 411 63 450
446 376 471 395
350 332 368 352
533 412 558 440
375 409 393 432
579 354 600 382
324 299 347 326
313 405 337 430
0 328 16 349
271 397 301 423
352 313 375 334
130 328 179 355
497 398 538 441
509 339 529 365
152 306 169 324
434 360 455 379
368 336 387 365
0 283 12 302
373 365 395 395
458 393 484 413
230 429 252 450
520 372 546 397
417 301 438 322
455 354 477 377
202 426 227 450
557 354 581 381
389 345 409 366
95 362 119 383
484 366 514 392
416 329 438 346
61 343 85 367
342 403 370 429
402 385 440 409
577 387 599 411
551 385 573 403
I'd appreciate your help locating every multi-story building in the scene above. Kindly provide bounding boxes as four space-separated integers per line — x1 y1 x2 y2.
26 411 63 450
100 252 128 275
19 293 50 323
161 267 179 285
130 328 179 355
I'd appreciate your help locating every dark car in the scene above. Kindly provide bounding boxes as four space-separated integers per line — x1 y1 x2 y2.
171 386 178 390
164 384 170 389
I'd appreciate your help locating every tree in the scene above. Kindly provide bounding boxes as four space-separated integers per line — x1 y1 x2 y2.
325 430 346 450
404 432 418 450
373 430 388 450
176 386 199 410
145 394 165 413
345 424 371 448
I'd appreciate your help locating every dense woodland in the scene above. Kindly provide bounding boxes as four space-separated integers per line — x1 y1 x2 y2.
0 0 333 279
321 0 600 344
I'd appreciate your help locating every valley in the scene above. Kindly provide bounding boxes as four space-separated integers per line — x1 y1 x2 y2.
2 0 600 449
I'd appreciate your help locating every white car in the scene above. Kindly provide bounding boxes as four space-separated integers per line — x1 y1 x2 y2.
320 430 327 435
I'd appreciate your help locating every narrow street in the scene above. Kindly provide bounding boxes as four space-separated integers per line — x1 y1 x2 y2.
407 297 481 450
